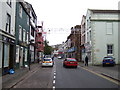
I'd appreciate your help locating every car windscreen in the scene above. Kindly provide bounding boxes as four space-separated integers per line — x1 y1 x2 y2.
67 59 76 61
44 59 52 61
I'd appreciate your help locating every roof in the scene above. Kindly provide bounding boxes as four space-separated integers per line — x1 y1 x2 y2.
88 9 120 13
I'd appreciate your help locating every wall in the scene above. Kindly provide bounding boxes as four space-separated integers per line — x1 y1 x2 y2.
1 1 16 36
93 21 118 64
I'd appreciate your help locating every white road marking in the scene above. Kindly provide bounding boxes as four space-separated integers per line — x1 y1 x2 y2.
53 86 55 90
53 80 55 84
54 73 56 75
54 76 56 79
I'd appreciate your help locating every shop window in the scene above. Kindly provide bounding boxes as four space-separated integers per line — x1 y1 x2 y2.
16 46 19 63
25 49 27 62
4 44 9 67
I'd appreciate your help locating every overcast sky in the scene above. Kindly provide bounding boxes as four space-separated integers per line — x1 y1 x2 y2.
25 0 119 45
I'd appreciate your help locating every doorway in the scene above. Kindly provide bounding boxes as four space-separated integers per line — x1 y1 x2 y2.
9 44 14 69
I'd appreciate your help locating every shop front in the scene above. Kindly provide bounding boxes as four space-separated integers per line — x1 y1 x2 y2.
2 35 15 75
15 41 28 69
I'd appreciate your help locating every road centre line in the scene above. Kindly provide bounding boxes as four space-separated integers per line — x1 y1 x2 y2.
80 66 120 86
54 72 56 75
54 76 56 79
53 80 55 84
53 86 55 90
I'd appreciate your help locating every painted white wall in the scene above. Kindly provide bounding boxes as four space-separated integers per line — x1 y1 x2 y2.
1 0 16 37
92 21 119 65
86 9 119 65
0 1 2 30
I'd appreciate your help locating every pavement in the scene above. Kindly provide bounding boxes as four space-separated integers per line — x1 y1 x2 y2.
79 62 120 82
1 61 120 89
2 62 41 89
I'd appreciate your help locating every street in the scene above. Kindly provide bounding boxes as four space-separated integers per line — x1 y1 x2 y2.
11 57 119 89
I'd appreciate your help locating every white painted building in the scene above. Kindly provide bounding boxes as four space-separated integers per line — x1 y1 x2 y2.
0 0 16 73
0 0 16 74
85 9 120 65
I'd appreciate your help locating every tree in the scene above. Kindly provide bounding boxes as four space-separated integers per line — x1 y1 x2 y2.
44 40 53 55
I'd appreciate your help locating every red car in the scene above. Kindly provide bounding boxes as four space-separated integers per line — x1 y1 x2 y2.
63 58 78 68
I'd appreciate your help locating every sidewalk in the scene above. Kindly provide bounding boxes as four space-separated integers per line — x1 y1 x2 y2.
79 62 120 82
2 62 41 89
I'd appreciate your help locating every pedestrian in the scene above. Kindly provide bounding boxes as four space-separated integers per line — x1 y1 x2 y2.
85 55 88 66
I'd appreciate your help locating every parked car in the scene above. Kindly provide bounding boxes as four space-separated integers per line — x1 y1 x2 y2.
57 56 62 59
42 58 54 67
102 56 115 66
63 58 78 68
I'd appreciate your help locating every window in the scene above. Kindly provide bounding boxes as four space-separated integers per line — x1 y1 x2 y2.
7 0 11 7
19 5 22 18
107 45 113 54
6 13 11 33
26 32 29 44
89 31 91 41
19 25 22 41
27 15 29 25
16 46 19 63
31 27 34 37
87 32 89 42
0 42 2 68
4 44 9 67
106 22 113 34
25 49 27 62
23 29 26 42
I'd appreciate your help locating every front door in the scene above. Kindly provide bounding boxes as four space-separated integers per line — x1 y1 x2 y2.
9 44 14 69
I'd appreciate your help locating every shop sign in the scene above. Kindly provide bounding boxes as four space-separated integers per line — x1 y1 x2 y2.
67 47 76 53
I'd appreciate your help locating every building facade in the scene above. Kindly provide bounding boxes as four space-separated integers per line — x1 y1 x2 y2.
25 2 37 63
35 26 44 61
85 9 120 65
0 0 16 75
67 25 81 61
15 1 30 69
81 15 86 62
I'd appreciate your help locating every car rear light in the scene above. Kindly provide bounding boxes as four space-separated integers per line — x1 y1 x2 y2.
49 61 53 63
110 59 113 61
